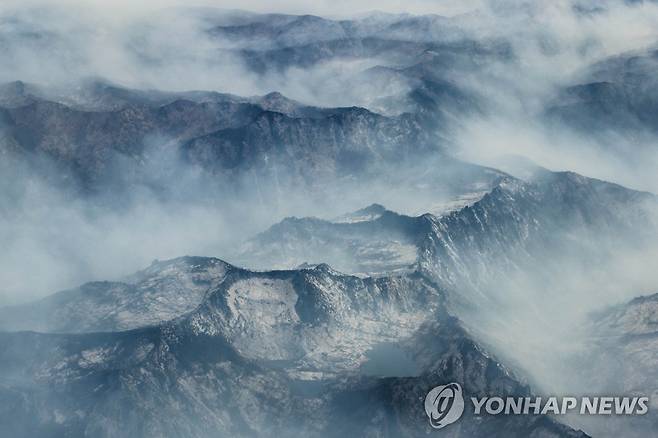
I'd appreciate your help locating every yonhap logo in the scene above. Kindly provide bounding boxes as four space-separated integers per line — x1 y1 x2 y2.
424 383 465 429
423 383 650 430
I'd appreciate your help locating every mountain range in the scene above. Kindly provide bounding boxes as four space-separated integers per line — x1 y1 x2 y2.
1 3 658 437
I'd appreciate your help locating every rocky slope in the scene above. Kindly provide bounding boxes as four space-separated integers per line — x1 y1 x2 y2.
0 7 656 437
547 47 658 138
0 80 439 198
239 168 657 304
585 292 658 397
0 257 588 437
0 257 232 333
566 292 658 437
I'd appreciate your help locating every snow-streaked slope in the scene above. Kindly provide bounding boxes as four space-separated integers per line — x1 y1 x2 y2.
0 258 588 438
566 292 658 437
235 208 426 275
0 256 231 333
594 292 658 337
238 170 657 301
187 265 441 373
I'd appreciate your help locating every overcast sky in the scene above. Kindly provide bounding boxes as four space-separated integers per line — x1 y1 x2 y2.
0 0 487 17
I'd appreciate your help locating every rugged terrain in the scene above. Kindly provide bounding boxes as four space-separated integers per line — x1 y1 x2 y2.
1 3 658 437
0 257 588 438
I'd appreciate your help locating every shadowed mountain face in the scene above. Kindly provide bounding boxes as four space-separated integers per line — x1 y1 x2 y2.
547 48 658 138
0 257 588 438
544 47 658 184
0 9 510 206
0 81 441 198
1 4 658 438
240 169 657 297
236 168 658 436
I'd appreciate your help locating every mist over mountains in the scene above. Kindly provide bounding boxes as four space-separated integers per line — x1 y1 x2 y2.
1 1 658 437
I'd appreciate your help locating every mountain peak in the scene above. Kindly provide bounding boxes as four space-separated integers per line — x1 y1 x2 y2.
333 203 388 223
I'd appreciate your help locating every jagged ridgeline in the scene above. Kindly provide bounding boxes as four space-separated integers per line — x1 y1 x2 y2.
0 257 586 437
1 3 658 438
1 166 656 437
0 80 443 197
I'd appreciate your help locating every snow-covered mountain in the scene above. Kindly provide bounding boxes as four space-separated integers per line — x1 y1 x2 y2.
563 292 658 437
1 4 658 437
239 168 657 303
0 258 588 437
1 163 653 436
0 257 232 333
